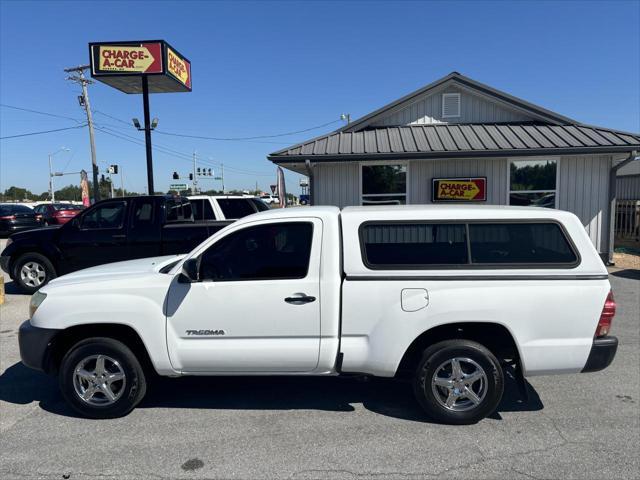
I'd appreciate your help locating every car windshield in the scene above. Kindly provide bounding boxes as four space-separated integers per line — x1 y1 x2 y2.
53 204 82 211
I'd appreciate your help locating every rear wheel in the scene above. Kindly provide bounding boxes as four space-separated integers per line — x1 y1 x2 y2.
12 253 56 294
413 339 504 425
59 337 147 419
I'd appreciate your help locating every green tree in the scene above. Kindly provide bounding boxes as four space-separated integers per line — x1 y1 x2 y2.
2 186 34 201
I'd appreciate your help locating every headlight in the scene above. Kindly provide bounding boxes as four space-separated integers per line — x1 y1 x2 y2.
29 291 47 318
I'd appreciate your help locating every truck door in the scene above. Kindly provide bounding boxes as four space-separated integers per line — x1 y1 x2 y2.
56 200 128 272
165 218 322 373
127 197 162 260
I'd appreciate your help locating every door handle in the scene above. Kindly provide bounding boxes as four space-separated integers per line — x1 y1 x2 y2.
284 294 316 304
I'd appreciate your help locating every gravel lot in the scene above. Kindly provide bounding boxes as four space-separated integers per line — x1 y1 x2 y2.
1 238 639 480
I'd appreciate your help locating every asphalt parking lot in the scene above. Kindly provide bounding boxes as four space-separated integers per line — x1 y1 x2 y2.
1 238 639 480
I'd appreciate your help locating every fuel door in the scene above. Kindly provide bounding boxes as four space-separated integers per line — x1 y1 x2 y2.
401 288 429 312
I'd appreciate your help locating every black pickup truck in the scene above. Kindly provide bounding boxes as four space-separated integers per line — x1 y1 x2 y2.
0 195 233 293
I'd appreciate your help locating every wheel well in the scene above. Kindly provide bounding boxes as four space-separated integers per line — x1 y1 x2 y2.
45 324 155 376
9 249 57 276
395 322 520 379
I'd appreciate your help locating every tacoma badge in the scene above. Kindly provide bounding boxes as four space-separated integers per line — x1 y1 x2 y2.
185 329 226 336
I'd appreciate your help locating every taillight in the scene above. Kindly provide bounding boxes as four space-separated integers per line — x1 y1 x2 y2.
0 215 16 220
596 291 616 337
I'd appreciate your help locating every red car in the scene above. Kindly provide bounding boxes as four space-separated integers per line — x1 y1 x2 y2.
33 203 84 226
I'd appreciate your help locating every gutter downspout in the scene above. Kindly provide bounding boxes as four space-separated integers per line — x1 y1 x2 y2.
607 150 638 265
305 160 314 206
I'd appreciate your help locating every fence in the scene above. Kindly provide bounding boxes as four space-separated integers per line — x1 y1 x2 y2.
615 200 640 243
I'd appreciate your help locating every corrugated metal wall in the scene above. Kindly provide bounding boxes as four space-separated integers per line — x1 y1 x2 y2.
312 155 612 253
557 155 611 253
313 162 359 207
409 158 507 205
617 175 640 200
371 87 532 127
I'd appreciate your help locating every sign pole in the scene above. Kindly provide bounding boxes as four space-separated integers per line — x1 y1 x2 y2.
142 76 154 195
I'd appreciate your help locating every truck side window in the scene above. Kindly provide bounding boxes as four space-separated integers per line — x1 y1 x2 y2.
360 223 468 267
468 223 577 264
217 199 257 219
131 200 155 227
203 200 216 220
199 222 313 281
81 202 126 230
190 199 204 221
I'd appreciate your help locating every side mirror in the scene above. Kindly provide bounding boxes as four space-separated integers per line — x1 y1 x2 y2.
178 258 199 283
70 217 80 228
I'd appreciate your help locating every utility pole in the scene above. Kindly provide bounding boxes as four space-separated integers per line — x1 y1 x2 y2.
48 147 69 203
221 162 225 193
108 169 115 198
49 154 54 203
120 165 125 197
65 64 100 203
192 151 198 195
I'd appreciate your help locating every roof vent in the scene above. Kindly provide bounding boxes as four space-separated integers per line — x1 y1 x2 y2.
442 93 461 118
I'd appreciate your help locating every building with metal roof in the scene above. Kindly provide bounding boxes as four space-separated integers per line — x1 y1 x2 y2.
268 72 639 261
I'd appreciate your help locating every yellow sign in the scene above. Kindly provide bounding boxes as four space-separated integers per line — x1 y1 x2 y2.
167 47 191 88
98 44 161 73
433 178 486 201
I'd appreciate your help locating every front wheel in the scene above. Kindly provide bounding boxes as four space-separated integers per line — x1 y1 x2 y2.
59 338 147 419
413 339 504 425
12 253 56 294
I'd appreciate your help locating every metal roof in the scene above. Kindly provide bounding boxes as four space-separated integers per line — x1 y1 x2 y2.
269 124 640 162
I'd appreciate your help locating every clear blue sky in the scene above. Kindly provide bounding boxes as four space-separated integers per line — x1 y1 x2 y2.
1 0 639 196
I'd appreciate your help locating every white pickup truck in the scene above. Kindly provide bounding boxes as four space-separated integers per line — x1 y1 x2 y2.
19 205 618 424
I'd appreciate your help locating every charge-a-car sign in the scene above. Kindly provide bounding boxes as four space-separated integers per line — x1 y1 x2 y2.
92 43 163 74
166 47 191 89
89 40 192 94
432 177 487 202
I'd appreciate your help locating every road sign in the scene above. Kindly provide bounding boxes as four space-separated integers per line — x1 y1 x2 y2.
432 177 487 202
89 40 192 94
170 183 188 190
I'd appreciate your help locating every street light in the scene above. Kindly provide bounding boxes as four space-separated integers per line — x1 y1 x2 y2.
49 147 70 202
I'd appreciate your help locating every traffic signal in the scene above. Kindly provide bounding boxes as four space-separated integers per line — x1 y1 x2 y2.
207 168 212 176
197 168 201 176
172 172 179 180
111 165 118 174
189 173 194 181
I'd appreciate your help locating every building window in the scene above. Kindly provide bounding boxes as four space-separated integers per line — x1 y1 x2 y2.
442 93 461 118
509 158 557 208
361 164 407 205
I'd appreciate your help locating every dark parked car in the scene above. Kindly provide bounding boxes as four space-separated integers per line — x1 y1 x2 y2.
33 203 84 225
1 195 233 293
0 204 41 236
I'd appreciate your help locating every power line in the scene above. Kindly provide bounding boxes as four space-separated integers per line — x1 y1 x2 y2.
94 126 273 177
0 103 84 123
93 108 337 143
154 118 341 141
0 124 87 140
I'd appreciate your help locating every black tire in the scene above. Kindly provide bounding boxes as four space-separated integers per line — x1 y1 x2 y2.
12 252 57 294
413 339 504 425
59 337 147 419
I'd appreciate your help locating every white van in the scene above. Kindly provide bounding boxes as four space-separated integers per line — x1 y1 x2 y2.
20 205 617 424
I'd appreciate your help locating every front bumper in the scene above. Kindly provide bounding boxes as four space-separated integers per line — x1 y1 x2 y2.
581 336 618 373
18 320 59 373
